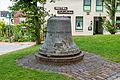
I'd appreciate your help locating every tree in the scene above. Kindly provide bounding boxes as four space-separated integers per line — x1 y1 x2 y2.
0 20 7 37
10 0 47 44
103 0 120 34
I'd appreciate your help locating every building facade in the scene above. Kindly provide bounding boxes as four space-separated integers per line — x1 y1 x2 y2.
0 11 26 25
0 11 10 25
13 11 26 25
45 0 120 36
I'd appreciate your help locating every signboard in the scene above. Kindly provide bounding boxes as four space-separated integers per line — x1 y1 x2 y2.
54 7 68 10
57 10 74 14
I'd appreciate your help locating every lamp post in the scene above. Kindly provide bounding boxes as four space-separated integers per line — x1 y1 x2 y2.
6 11 12 43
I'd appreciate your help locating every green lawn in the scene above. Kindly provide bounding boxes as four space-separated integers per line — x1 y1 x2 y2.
0 45 73 80
74 34 120 63
0 34 120 80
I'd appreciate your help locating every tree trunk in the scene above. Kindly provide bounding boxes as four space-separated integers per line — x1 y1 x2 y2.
112 0 116 27
34 1 41 44
35 16 41 44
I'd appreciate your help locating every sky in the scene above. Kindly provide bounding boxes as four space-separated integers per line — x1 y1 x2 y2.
0 0 12 11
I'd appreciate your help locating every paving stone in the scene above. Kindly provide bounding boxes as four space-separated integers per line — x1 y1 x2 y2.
0 42 35 55
17 52 120 80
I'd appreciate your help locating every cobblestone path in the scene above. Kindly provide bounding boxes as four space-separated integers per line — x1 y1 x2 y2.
18 52 120 80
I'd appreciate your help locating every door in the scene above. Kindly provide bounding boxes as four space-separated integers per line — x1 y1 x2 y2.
94 17 103 34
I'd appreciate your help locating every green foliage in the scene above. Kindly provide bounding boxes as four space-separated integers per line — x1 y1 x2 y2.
11 22 35 42
102 18 117 34
0 21 11 42
0 37 9 42
0 21 47 42
0 21 6 29
10 0 48 44
74 35 120 63
0 21 7 37
0 45 74 80
103 0 120 34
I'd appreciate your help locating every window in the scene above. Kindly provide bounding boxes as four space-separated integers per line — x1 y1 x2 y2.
76 16 83 30
116 17 120 30
117 2 120 11
96 0 103 11
83 0 91 11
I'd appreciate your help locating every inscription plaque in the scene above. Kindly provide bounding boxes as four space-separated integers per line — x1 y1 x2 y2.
57 10 74 14
54 7 68 10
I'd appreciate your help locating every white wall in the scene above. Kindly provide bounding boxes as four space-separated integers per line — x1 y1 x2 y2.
45 0 120 35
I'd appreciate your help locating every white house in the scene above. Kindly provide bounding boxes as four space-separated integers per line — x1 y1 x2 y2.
45 0 120 36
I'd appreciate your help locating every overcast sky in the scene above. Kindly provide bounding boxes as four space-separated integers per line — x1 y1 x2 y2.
0 0 12 11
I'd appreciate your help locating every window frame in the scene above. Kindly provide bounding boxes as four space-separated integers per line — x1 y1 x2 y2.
116 17 120 30
83 0 91 12
75 16 84 30
117 2 120 12
96 0 103 12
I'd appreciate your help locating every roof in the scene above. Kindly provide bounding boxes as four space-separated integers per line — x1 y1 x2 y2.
0 11 9 17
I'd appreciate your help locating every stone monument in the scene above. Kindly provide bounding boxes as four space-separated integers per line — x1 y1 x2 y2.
35 16 84 64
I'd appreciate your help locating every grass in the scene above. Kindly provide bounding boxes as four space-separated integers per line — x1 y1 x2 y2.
0 34 120 80
0 45 74 80
74 34 120 63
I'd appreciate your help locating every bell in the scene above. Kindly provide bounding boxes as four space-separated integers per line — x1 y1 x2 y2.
35 16 84 64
